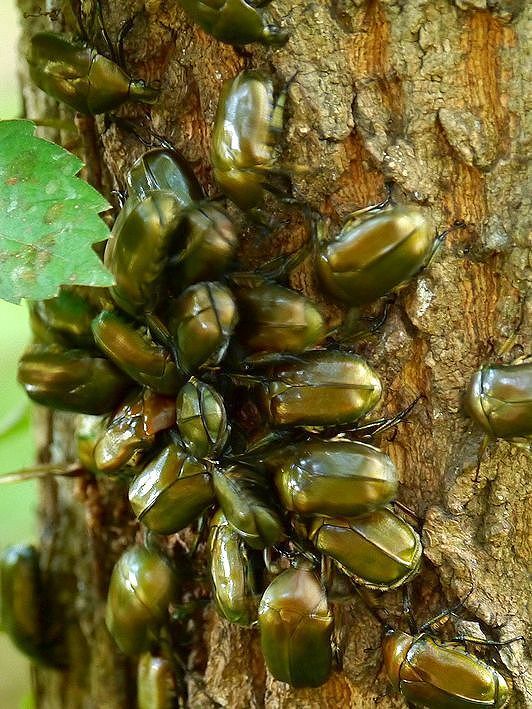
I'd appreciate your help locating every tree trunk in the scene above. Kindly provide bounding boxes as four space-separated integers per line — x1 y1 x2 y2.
17 0 530 707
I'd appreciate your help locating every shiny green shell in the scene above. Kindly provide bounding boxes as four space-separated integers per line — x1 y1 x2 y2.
137 653 177 709
258 563 333 688
309 508 422 590
126 148 204 206
28 288 98 348
212 465 285 549
264 439 397 517
317 206 433 305
17 344 130 415
104 191 184 316
129 443 215 534
177 0 287 46
208 510 257 626
28 33 158 115
382 630 511 709
170 204 238 290
105 545 180 656
92 311 183 395
256 350 382 428
0 545 64 667
211 70 280 210
167 282 238 373
232 278 325 354
94 390 176 474
464 361 532 440
176 379 229 458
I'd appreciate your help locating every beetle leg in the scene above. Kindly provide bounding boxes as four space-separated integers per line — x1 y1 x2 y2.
340 182 396 225
402 584 418 634
451 634 525 648
94 0 118 64
256 240 314 282
330 299 394 344
425 218 467 267
334 397 420 439
116 16 137 71
249 0 275 7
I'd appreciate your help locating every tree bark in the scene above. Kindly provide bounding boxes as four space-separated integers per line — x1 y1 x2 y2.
17 0 530 707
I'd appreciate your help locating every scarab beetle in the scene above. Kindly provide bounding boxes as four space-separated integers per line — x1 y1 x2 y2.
316 205 437 305
104 191 184 317
105 544 180 656
167 282 238 373
137 652 177 709
309 507 422 590
18 344 131 415
175 379 229 459
176 0 288 46
169 203 238 290
208 510 258 626
28 33 159 115
126 148 204 207
92 311 183 395
0 544 64 666
212 465 285 549
93 389 176 475
464 360 532 441
262 439 398 518
382 628 511 709
129 442 215 534
258 559 333 687
230 275 325 355
28 287 100 348
211 70 288 211
254 349 382 428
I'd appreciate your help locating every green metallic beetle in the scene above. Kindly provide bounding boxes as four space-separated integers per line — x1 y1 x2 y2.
126 148 204 207
308 507 422 590
176 379 229 459
212 465 285 549
126 148 238 289
254 349 382 428
167 282 238 373
18 344 131 415
316 205 438 306
464 360 532 442
230 275 325 355
169 203 238 290
106 544 180 656
129 441 215 534
138 653 177 709
208 510 258 626
104 191 184 317
258 559 333 687
177 0 288 46
383 627 511 709
28 288 101 349
27 32 159 115
0 545 64 667
93 389 176 475
262 439 397 518
211 70 289 211
92 311 184 395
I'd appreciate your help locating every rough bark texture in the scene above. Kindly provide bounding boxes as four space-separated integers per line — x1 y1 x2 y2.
17 0 530 707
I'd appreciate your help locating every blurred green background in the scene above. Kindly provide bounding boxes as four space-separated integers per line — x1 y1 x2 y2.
0 1 38 706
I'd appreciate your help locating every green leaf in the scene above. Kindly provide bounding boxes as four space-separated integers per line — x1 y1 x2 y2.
0 120 114 304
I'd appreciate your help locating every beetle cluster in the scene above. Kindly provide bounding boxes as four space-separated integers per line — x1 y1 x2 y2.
7 3 530 707
16 142 429 688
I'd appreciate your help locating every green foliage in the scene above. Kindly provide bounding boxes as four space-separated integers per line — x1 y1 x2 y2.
0 120 114 304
